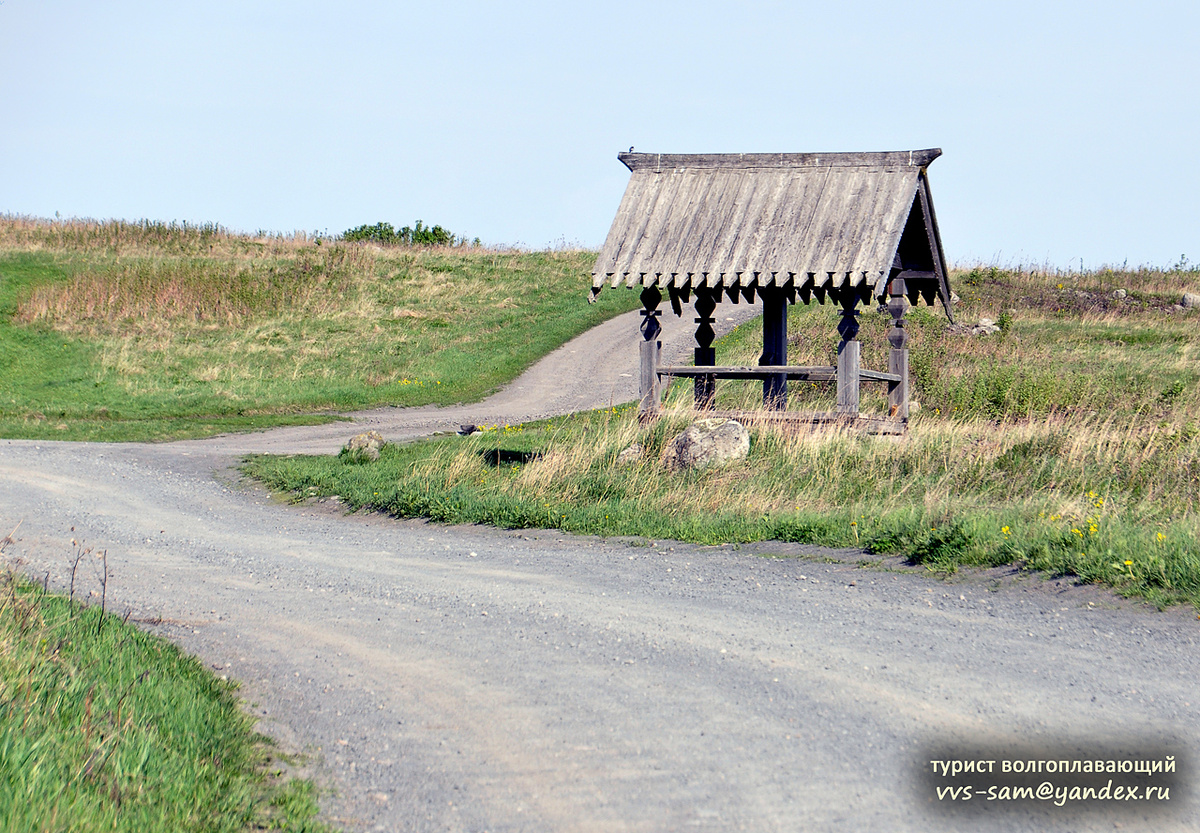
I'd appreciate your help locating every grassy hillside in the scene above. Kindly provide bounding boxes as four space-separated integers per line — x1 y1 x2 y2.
0 217 636 441
245 262 1200 608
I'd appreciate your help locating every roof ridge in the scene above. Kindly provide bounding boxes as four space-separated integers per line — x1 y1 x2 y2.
619 149 942 172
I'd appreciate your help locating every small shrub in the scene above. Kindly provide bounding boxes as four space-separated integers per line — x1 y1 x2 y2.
342 219 463 247
907 521 973 568
1160 379 1187 403
342 221 399 244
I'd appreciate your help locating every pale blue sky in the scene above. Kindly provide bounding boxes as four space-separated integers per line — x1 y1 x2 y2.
3 1 1197 267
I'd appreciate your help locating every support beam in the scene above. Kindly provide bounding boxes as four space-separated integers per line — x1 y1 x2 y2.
759 287 788 410
693 289 717 410
836 296 861 415
887 277 910 419
658 365 900 382
638 286 663 417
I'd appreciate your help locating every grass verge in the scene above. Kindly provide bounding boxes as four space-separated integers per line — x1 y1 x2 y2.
243 405 1200 610
0 216 636 442
0 536 334 831
243 263 1200 610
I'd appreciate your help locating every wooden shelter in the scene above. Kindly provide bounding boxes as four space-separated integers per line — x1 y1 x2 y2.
589 149 954 430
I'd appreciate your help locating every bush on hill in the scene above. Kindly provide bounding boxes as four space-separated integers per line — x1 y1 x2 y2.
342 219 472 247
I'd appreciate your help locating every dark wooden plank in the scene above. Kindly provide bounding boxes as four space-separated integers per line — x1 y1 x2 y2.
666 285 684 317
659 365 834 381
836 341 861 415
888 348 909 419
619 149 942 171
657 366 901 383
639 340 660 414
693 289 718 410
677 409 908 435
638 289 667 415
760 287 789 409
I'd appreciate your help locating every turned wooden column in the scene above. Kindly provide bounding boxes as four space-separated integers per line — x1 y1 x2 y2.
887 277 910 419
759 286 788 410
638 286 663 417
836 295 861 416
693 289 717 410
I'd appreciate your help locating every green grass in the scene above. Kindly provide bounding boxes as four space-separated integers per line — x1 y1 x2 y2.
243 263 1200 609
0 217 637 442
0 560 333 832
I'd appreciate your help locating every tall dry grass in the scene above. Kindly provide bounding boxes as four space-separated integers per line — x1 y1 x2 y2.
6 213 596 337
243 397 1200 605
0 214 322 259
15 248 371 331
688 279 1200 424
480 405 1199 521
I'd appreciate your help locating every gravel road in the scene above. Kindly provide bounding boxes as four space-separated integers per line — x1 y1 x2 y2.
2 306 1198 832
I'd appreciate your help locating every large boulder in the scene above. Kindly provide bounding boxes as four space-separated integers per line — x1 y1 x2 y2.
1182 292 1200 309
662 418 750 472
341 430 386 462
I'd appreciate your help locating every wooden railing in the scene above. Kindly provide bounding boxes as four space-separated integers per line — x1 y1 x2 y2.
654 363 906 420
656 365 901 383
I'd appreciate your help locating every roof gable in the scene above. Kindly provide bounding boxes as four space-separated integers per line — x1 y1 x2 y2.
591 149 953 316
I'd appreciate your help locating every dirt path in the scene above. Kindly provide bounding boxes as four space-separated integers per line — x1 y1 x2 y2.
166 303 764 457
2 307 1198 832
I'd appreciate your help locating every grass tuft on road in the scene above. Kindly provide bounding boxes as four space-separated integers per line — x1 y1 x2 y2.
245 263 1200 609
0 216 636 442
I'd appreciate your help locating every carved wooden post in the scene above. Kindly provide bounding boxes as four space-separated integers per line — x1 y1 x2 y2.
836 296 861 416
887 277 909 420
759 286 788 410
693 289 717 410
638 286 663 417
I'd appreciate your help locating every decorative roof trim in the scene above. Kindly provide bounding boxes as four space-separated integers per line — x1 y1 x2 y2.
591 149 953 319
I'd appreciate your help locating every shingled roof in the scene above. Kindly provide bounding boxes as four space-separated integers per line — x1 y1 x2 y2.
590 149 952 314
